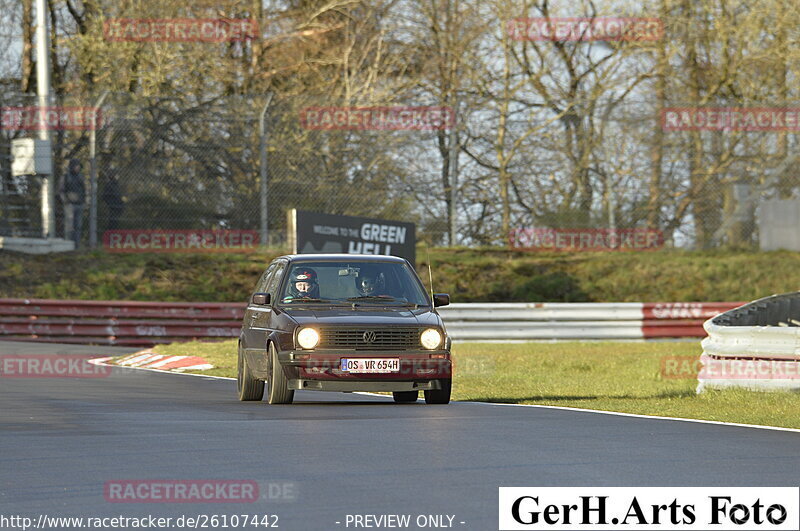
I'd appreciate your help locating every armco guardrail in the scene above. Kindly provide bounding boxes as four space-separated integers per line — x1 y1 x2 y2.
0 299 244 346
0 298 741 346
699 293 800 392
440 302 740 340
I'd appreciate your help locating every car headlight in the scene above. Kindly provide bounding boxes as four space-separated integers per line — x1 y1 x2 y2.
297 327 320 349
420 328 442 350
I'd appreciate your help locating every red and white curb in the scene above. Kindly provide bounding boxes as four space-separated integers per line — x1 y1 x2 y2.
89 349 213 372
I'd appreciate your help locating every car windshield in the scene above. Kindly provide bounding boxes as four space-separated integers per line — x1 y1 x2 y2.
279 261 429 306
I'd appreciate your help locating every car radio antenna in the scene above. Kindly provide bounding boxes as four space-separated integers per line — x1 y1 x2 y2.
426 245 434 300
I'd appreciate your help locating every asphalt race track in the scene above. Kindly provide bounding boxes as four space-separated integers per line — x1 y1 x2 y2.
1 340 799 531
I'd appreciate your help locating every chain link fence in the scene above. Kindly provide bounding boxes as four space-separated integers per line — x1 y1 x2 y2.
2 94 800 250
1 93 442 247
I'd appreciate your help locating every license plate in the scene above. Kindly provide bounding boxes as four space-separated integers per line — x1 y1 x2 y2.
340 358 400 373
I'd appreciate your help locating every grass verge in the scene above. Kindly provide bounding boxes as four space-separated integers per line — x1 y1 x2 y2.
149 340 800 429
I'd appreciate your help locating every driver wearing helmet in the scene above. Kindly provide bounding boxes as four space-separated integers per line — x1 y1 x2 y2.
354 267 389 298
285 268 320 300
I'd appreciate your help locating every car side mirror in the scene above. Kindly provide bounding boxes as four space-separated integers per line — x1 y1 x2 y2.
252 292 271 305
433 293 450 307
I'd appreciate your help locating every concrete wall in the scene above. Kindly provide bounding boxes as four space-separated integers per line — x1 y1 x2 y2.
758 199 800 251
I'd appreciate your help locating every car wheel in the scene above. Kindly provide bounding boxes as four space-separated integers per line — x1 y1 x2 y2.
424 379 451 404
392 391 418 403
266 342 294 405
237 342 264 401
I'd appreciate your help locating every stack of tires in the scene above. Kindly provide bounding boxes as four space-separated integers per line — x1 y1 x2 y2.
699 292 800 393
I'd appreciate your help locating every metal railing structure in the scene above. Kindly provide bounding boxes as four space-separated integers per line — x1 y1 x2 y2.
0 298 740 346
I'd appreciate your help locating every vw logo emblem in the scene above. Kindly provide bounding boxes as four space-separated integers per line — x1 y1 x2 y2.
362 330 377 343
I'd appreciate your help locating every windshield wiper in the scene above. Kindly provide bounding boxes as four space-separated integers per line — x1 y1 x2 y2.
347 296 399 302
283 298 353 306
346 296 424 308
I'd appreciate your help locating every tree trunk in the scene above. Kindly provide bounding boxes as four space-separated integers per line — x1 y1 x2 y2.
21 0 34 93
647 0 668 228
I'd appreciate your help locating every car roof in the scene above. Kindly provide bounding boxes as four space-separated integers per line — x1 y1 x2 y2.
276 254 408 264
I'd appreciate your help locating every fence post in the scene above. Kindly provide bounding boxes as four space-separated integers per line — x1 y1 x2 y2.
258 94 274 247
35 0 55 238
89 90 109 249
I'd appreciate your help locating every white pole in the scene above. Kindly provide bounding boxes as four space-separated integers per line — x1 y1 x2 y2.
35 0 54 238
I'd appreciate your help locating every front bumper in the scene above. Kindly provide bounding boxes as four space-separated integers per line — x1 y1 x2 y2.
288 379 442 392
279 349 452 382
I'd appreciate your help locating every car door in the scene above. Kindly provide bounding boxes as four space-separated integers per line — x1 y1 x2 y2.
246 260 287 352
242 262 277 352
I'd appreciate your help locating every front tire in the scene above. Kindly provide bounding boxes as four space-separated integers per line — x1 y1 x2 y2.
266 342 294 404
424 379 451 404
237 342 264 401
392 391 418 403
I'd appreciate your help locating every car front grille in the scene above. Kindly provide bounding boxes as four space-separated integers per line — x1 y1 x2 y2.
317 327 421 350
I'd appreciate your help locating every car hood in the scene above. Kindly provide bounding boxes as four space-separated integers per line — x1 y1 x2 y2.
280 307 442 328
